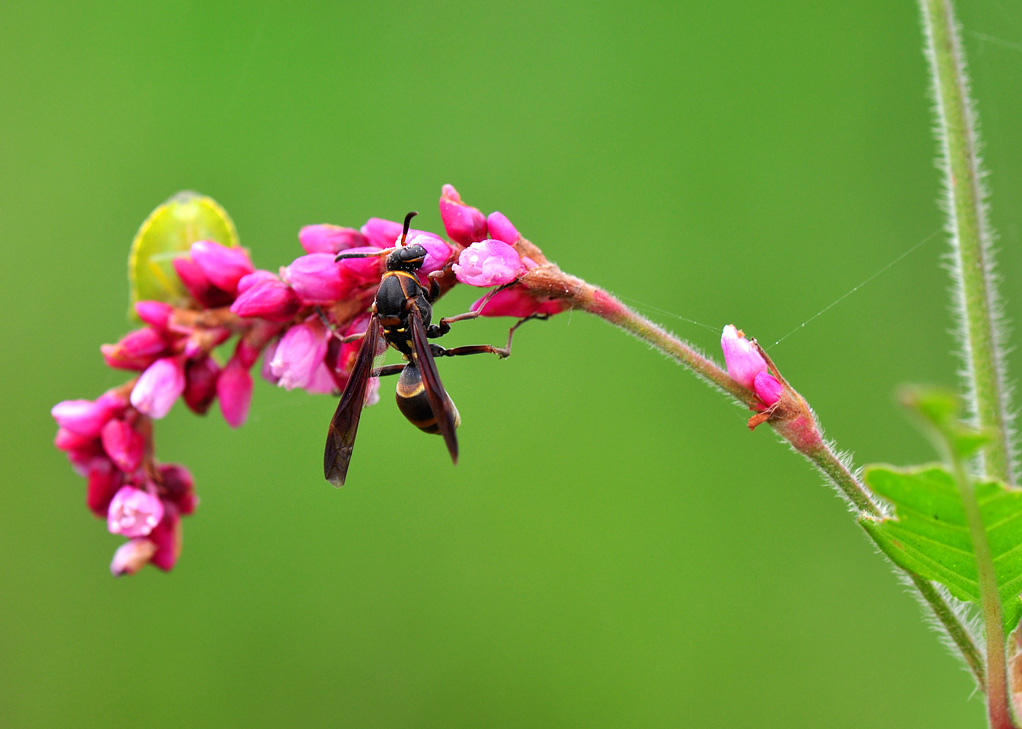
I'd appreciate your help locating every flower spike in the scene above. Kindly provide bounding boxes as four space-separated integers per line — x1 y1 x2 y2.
56 185 568 575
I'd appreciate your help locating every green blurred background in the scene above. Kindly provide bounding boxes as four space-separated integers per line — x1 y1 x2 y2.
3 1 1021 727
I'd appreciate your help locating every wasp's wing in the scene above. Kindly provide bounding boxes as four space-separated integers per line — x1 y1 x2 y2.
409 308 458 464
324 316 381 486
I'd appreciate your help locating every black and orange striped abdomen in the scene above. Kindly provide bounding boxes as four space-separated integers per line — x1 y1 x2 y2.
395 362 460 434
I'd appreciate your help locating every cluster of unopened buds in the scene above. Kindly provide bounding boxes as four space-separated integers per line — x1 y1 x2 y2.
52 185 568 576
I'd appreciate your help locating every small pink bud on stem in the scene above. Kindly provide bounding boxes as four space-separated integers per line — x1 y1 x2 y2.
299 225 370 254
439 184 488 245
183 356 221 415
131 357 186 419
190 240 255 295
134 301 174 330
172 256 234 308
405 232 452 276
269 319 329 391
217 357 253 428
100 418 146 472
101 328 168 371
110 539 157 576
485 211 521 245
231 273 301 322
284 254 359 304
360 218 404 248
51 398 120 438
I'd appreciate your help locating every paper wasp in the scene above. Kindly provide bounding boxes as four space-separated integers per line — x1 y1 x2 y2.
324 212 540 486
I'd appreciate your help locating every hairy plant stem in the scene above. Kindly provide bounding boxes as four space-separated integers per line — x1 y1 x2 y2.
919 0 1019 719
919 0 1014 487
517 264 986 686
949 443 1015 728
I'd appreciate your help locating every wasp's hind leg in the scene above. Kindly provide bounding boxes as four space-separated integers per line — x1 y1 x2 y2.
373 363 407 377
431 314 548 360
424 283 522 338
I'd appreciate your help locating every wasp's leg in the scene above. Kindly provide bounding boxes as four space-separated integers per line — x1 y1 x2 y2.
431 314 548 360
426 278 441 303
426 283 521 338
373 363 407 378
336 331 367 344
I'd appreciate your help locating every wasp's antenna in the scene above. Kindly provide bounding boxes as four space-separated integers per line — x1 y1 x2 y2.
400 211 418 246
335 248 393 262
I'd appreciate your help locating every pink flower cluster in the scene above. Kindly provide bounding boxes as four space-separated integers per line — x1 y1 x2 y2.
720 325 783 408
53 185 568 575
441 185 567 318
52 392 194 574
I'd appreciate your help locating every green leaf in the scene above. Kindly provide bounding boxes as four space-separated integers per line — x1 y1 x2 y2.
127 191 239 318
860 465 1022 634
899 386 990 458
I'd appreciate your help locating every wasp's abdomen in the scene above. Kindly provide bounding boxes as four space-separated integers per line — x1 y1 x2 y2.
395 363 459 434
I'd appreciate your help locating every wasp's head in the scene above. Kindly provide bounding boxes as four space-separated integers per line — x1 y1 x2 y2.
385 244 427 271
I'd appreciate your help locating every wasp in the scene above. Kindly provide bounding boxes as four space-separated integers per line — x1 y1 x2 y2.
324 212 540 486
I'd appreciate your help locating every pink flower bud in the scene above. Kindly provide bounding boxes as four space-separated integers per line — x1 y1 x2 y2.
131 357 186 419
453 240 526 287
720 325 767 390
360 218 404 249
299 225 371 254
99 389 130 410
405 232 452 276
134 301 174 329
269 320 329 390
87 457 123 517
486 211 520 245
110 538 157 576
149 507 182 571
159 464 197 515
470 284 567 318
230 275 301 322
336 246 386 286
107 485 164 538
237 270 279 293
283 254 356 304
753 371 783 406
305 362 341 394
217 356 253 428
172 256 235 308
54 427 101 456
101 327 168 371
100 418 145 473
439 184 488 245
173 255 209 295
183 356 221 415
190 240 255 294
51 397 119 438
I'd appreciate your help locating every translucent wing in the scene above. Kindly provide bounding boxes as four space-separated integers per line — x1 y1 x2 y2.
324 316 382 486
409 308 458 464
